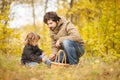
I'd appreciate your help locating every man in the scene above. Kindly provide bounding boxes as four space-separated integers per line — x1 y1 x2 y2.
43 11 84 65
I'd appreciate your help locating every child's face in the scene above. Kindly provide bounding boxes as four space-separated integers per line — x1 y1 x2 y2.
33 42 38 46
32 39 38 46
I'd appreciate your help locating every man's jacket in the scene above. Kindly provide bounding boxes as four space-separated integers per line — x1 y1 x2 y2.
49 17 84 55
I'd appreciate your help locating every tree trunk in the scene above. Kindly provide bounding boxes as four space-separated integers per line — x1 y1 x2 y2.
31 0 37 32
70 0 73 22
44 0 48 13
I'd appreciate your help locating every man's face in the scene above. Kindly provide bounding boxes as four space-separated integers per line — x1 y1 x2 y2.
47 19 57 31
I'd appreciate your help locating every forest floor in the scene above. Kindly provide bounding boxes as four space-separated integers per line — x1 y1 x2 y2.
0 54 120 80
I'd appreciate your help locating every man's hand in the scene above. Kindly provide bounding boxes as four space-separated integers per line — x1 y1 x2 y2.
56 40 61 48
49 54 55 61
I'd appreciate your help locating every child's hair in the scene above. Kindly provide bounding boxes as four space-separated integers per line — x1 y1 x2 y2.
24 32 40 46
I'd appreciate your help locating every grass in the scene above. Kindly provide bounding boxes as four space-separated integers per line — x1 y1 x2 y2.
0 54 120 80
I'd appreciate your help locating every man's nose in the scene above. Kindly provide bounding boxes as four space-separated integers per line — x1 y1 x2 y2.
48 25 52 28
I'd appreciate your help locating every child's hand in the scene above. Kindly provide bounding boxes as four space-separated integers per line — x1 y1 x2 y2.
49 54 55 61
42 52 46 55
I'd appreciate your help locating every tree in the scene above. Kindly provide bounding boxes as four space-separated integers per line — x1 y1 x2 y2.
0 0 13 54
56 0 120 61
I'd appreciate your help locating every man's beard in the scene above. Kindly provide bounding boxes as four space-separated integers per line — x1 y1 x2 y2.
50 26 57 31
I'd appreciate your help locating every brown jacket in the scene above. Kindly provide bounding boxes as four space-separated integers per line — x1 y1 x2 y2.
50 17 84 55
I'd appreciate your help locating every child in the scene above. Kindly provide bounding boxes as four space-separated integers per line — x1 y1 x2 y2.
21 32 51 67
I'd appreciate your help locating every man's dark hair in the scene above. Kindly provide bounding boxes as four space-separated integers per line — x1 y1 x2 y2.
43 11 61 24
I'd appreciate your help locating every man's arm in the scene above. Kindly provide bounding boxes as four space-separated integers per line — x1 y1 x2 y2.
49 36 58 60
58 22 83 44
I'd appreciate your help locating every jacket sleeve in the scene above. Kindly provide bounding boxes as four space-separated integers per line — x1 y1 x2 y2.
58 22 83 44
23 47 42 63
35 46 43 56
50 35 59 55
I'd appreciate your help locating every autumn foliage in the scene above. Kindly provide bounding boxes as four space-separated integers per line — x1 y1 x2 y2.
0 0 120 80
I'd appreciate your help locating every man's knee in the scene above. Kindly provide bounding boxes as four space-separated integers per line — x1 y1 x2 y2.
62 39 73 47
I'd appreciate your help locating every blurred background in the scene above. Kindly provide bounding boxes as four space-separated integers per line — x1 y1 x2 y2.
0 0 120 80
0 0 120 60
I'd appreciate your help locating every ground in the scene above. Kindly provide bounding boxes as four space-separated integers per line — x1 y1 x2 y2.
0 54 120 80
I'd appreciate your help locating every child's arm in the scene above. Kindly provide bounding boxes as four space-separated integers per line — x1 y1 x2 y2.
40 53 51 66
35 46 43 56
